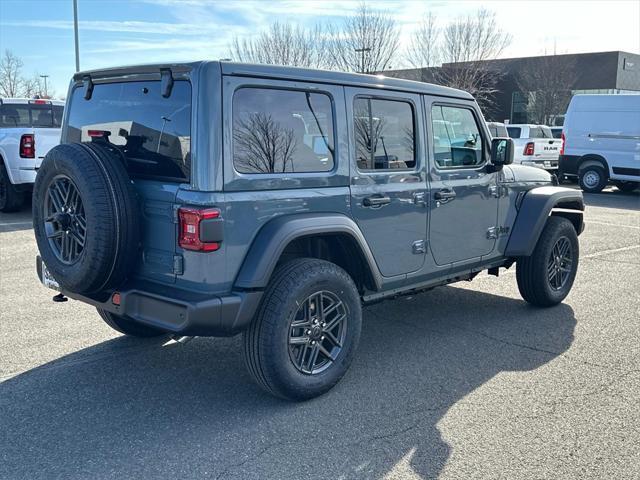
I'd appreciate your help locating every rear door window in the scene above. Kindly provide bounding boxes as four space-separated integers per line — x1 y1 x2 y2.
66 80 192 182
232 87 335 174
353 98 415 170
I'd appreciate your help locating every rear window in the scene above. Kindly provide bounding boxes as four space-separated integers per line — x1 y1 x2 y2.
66 80 191 182
529 126 553 139
507 127 521 138
0 103 63 128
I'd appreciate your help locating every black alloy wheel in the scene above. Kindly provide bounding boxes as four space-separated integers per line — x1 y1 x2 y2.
288 290 348 375
43 175 86 264
547 236 573 291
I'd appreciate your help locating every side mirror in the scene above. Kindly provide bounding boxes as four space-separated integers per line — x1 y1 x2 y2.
490 137 514 167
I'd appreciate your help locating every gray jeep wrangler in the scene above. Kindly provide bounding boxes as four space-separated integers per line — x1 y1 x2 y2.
33 62 584 400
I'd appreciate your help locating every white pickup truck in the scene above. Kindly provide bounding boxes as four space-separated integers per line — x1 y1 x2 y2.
506 124 563 173
0 98 64 211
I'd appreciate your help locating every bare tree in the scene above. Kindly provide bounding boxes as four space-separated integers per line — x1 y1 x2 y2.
233 113 297 173
0 50 24 97
405 12 439 68
435 9 512 111
22 75 45 98
327 3 400 73
229 22 329 68
517 56 577 125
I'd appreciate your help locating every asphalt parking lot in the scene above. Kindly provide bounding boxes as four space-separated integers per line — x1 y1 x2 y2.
1 186 638 479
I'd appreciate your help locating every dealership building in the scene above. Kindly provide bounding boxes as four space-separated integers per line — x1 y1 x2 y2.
385 51 640 125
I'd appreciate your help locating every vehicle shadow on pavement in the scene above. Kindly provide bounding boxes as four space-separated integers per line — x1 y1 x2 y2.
0 286 576 479
582 189 640 211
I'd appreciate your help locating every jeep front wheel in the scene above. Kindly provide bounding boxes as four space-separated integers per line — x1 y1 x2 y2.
516 216 579 307
243 258 362 401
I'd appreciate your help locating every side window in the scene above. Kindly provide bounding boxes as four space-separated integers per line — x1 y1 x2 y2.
507 127 521 138
232 87 335 174
431 105 484 169
354 98 415 170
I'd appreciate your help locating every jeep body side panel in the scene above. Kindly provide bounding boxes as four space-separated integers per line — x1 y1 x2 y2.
234 213 383 290
505 186 584 257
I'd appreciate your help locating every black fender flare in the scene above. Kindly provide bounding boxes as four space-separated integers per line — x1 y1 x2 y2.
505 186 584 257
234 213 382 290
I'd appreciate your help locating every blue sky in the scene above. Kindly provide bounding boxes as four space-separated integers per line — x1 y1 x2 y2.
1 0 639 97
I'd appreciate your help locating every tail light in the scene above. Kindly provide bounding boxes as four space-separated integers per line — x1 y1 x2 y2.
19 134 35 158
523 142 535 156
178 207 222 252
560 132 565 156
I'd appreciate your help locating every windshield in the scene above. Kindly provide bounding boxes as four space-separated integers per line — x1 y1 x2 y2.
66 80 192 182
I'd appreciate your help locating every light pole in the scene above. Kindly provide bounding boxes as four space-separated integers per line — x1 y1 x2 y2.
40 75 49 97
73 0 80 72
354 47 371 74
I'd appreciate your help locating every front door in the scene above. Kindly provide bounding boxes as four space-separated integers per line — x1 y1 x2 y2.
347 88 427 277
426 100 499 266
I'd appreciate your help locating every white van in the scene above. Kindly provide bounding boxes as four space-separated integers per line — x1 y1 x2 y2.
559 94 640 193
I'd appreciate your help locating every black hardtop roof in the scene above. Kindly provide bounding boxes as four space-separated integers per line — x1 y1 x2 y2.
73 60 474 101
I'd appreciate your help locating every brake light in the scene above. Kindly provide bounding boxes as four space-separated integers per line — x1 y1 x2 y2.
30 99 50 105
87 129 111 139
178 207 221 252
560 132 565 156
523 142 535 156
19 134 35 158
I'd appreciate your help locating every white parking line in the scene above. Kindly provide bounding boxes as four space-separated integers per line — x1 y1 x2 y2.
0 221 32 227
586 220 640 230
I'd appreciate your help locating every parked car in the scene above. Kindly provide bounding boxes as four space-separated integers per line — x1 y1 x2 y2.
506 124 563 173
550 127 563 139
559 94 640 193
0 98 64 211
33 62 584 400
487 121 508 138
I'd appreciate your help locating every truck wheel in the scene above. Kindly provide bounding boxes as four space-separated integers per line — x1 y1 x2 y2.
578 164 607 193
613 181 638 193
516 216 579 307
243 258 362 401
97 308 164 337
0 164 25 212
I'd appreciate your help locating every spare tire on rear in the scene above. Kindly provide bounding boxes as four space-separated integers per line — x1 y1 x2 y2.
33 143 141 295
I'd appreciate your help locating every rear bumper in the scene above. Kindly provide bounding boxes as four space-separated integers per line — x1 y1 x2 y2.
520 159 559 171
36 256 262 336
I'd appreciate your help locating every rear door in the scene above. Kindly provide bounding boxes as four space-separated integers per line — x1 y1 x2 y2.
347 87 427 277
64 79 193 284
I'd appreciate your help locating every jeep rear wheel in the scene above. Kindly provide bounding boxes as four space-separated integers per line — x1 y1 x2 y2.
243 258 362 401
516 216 579 307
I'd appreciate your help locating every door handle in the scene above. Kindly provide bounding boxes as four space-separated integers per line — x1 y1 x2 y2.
434 189 456 201
363 195 391 207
